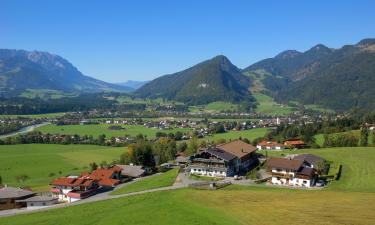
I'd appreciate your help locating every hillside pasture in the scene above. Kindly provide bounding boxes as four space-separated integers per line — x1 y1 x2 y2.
202 128 268 143
253 93 294 116
0 144 124 191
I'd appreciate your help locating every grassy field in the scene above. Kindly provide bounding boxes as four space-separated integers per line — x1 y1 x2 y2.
0 112 66 119
314 130 374 146
1 187 374 225
110 168 179 195
204 101 238 112
0 144 125 191
35 124 191 138
1 147 375 224
253 93 294 116
202 128 268 142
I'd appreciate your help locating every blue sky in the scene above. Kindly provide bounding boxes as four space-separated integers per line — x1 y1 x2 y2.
1 0 375 82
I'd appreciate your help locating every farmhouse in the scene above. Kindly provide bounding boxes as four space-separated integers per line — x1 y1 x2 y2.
256 140 285 150
267 154 325 187
51 166 122 202
50 176 99 203
0 186 35 210
188 140 258 177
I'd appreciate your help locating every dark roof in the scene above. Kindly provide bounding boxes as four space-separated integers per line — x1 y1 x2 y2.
293 154 325 166
217 140 257 159
0 187 35 199
204 148 237 161
16 196 57 203
267 158 304 171
297 167 315 177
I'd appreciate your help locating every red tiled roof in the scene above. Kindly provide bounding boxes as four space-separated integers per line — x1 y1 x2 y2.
257 140 283 147
51 177 76 187
284 140 305 145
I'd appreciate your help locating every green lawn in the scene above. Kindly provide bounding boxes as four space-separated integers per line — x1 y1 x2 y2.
0 144 125 191
35 124 192 138
253 93 294 116
110 168 179 195
202 128 268 142
1 187 374 225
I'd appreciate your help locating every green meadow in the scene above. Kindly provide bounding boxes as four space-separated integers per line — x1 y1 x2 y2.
0 144 125 191
201 127 268 142
111 168 179 195
0 112 66 119
253 93 294 116
35 124 191 138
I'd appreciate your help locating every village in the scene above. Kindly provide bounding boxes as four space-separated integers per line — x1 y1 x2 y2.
0 137 340 214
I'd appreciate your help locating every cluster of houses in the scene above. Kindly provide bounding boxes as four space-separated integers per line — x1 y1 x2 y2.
187 139 325 188
0 164 147 211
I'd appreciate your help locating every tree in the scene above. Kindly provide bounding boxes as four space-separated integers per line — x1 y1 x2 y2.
186 136 199 156
174 131 183 141
0 175 2 185
373 131 375 145
360 127 369 146
89 162 98 172
98 134 106 145
177 142 188 152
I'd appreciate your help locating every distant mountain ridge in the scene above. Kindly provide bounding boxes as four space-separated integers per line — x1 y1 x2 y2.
0 49 131 96
117 80 149 90
136 55 254 105
244 38 375 111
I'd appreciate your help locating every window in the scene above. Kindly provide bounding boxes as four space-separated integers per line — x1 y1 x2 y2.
43 202 46 206
30 203 34 206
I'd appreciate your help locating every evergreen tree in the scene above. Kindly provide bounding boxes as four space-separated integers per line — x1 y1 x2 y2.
360 127 369 146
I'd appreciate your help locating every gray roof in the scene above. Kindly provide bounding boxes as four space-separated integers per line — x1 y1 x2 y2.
0 187 35 199
16 195 57 203
293 154 325 167
175 156 188 163
116 164 145 177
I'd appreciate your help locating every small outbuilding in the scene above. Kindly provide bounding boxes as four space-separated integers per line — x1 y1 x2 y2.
16 196 58 209
0 186 35 210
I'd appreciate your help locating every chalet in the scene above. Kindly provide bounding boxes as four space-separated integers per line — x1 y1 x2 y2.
256 140 285 150
51 166 122 202
284 139 306 149
217 140 258 171
0 186 35 210
50 176 98 203
267 154 325 187
188 140 257 177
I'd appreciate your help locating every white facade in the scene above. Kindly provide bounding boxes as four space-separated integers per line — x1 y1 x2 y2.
270 169 313 187
189 167 227 177
26 200 58 209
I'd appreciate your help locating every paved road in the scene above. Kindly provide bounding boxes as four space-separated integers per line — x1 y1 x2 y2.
0 122 49 139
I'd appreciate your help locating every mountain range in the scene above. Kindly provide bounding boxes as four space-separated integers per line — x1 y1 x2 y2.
117 80 149 91
1 38 375 112
243 38 375 111
0 49 131 96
